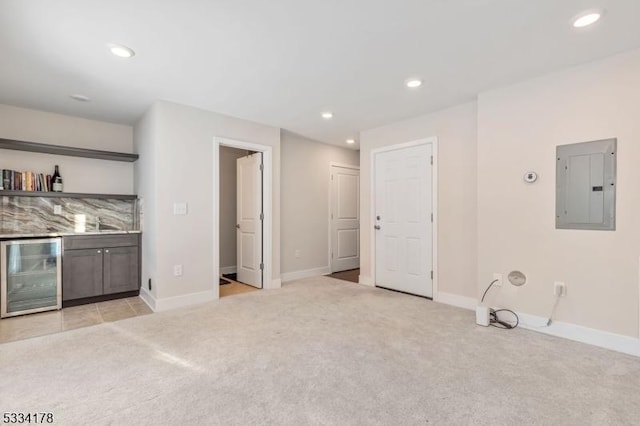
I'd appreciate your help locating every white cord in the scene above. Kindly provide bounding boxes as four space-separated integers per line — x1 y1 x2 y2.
545 294 561 326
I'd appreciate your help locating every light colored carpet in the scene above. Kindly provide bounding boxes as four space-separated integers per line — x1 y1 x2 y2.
1 277 639 425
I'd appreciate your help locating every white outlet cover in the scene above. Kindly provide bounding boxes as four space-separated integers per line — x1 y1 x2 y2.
173 202 188 215
174 265 183 276
492 273 503 286
54 205 62 215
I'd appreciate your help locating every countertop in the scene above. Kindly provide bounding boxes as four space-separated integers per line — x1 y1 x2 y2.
0 230 141 239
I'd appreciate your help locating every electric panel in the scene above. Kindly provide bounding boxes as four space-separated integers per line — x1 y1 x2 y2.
556 138 616 230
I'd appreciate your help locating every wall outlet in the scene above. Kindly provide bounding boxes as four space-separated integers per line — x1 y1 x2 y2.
295 249 301 259
173 202 188 215
492 273 503 287
174 265 183 277
53 205 62 215
554 281 566 297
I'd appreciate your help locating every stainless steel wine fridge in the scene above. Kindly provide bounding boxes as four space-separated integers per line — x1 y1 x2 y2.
1 238 62 318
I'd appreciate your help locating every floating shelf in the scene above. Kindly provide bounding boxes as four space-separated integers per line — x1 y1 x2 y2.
0 191 137 200
0 138 139 162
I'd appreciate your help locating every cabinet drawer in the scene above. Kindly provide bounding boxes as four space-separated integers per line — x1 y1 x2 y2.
63 234 138 250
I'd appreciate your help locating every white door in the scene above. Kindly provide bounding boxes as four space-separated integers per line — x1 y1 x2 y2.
331 165 360 272
374 144 433 297
236 153 263 288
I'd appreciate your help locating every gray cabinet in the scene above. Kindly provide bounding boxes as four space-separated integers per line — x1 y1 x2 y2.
103 246 139 295
62 248 103 300
62 234 140 303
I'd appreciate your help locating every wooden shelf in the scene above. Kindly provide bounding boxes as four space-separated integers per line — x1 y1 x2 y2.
0 138 139 162
0 191 137 200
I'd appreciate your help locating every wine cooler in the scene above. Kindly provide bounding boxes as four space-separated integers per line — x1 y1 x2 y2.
1 238 62 318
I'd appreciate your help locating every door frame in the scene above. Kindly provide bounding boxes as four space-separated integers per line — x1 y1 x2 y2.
369 137 439 300
328 162 360 273
213 137 274 297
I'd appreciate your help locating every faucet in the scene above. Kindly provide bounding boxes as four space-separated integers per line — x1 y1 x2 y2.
96 216 101 231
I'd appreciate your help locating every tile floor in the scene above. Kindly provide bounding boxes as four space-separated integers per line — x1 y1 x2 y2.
328 268 360 283
0 297 153 344
219 280 260 297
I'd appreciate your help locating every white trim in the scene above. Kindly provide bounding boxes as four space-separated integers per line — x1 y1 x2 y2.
149 289 217 312
329 162 360 170
516 311 640 357
328 162 361 274
358 275 374 286
139 287 157 312
213 137 275 294
281 266 332 283
436 292 476 310
220 265 237 275
369 137 439 298
270 278 282 289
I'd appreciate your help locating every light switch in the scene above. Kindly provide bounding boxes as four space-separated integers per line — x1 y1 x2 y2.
173 202 188 215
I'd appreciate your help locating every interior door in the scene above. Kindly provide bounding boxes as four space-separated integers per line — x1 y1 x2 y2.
236 153 263 288
374 144 433 297
331 165 360 272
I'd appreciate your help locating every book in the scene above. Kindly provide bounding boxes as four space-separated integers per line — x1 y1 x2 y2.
0 169 60 192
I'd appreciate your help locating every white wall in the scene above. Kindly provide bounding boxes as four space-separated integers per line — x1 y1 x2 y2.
219 146 249 270
0 104 134 194
477 49 640 338
133 103 158 298
359 102 478 300
280 131 359 276
134 100 280 305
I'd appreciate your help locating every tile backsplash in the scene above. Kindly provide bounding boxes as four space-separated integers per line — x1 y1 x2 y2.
0 195 138 234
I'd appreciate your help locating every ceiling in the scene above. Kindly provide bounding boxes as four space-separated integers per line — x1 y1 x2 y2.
1 0 640 149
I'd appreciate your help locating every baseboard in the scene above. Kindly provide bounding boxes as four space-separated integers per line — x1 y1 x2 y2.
358 275 374 286
269 278 282 289
146 289 218 312
514 311 640 357
436 291 476 310
138 287 157 312
281 266 331 282
220 265 237 275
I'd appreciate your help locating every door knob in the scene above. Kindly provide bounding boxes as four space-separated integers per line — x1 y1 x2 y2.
374 225 381 230
236 224 240 229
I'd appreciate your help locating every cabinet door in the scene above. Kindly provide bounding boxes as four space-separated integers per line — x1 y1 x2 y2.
103 246 139 295
62 249 103 301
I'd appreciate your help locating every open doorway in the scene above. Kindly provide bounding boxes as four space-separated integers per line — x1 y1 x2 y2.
214 137 274 298
218 146 261 297
327 163 360 283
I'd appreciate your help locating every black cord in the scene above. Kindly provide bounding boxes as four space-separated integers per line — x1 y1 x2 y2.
480 279 499 303
490 309 519 329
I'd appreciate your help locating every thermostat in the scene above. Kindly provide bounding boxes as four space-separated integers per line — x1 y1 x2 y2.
524 171 538 183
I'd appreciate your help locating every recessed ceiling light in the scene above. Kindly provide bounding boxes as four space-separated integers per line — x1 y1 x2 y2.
573 10 603 28
405 79 422 88
108 43 135 58
346 139 355 144
321 112 333 119
70 94 91 102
